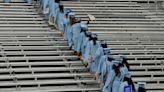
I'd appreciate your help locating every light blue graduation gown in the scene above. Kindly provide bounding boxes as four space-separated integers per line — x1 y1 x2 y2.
63 18 69 40
112 73 124 92
72 23 81 51
103 70 115 92
76 32 85 53
56 10 65 32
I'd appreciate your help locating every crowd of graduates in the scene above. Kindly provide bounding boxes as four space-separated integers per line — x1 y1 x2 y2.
4 0 146 92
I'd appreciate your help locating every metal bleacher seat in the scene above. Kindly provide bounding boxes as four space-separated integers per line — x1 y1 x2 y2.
61 0 164 92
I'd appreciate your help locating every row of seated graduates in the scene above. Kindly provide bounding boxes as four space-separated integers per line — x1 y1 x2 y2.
37 0 146 92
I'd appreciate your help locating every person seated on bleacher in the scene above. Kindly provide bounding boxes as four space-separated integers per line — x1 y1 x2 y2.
119 61 136 92
76 23 88 56
92 40 108 80
82 31 92 67
103 60 120 92
88 33 100 73
63 9 72 40
96 48 112 88
71 17 81 54
49 0 60 29
56 4 65 36
67 12 76 49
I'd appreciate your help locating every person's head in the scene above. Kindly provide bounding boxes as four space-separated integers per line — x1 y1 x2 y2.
68 13 76 25
59 4 64 13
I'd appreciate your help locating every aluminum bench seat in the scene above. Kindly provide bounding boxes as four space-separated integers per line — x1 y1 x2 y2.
130 65 164 71
0 8 36 11
63 4 141 7
0 46 70 50
0 79 97 87
0 21 46 24
0 51 74 56
129 71 164 76
88 24 164 28
89 27 164 31
0 27 50 31
0 61 83 67
0 11 38 15
0 86 100 92
0 31 60 35
90 21 164 24
0 24 48 27
0 41 68 46
0 17 43 21
0 15 42 18
0 6 34 8
0 56 78 61
132 77 164 83
111 49 164 55
128 60 164 65
112 54 164 60
0 67 87 73
0 73 92 80
0 37 63 41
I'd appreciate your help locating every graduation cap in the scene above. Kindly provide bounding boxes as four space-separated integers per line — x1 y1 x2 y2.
91 33 97 38
64 9 72 15
87 14 96 21
86 32 92 36
68 12 76 18
81 23 88 30
103 48 111 55
100 40 106 45
112 60 120 66
122 67 130 76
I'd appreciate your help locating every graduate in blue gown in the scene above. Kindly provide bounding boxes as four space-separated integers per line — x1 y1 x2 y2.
76 23 88 56
50 0 59 29
56 4 65 35
67 12 76 48
103 60 121 92
82 32 92 67
72 17 81 53
63 9 72 40
87 33 101 73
